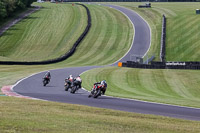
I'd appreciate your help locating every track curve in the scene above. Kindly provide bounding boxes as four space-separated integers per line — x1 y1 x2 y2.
13 4 200 121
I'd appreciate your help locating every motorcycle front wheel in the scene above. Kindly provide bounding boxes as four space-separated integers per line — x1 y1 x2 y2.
70 86 76 94
43 80 47 86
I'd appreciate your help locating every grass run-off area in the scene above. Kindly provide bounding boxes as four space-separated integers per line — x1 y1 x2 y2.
1 65 200 132
82 67 200 108
1 96 200 133
1 2 200 132
112 2 200 61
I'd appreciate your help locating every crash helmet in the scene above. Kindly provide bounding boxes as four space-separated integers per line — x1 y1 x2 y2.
101 80 106 85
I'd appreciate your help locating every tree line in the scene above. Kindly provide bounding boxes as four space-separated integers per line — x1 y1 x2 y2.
64 0 200 2
0 0 36 20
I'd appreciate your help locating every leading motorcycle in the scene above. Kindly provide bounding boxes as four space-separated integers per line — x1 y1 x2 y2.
88 84 102 98
43 76 50 86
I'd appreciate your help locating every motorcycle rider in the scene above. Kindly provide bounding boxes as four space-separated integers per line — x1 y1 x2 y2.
74 75 82 89
43 71 51 86
65 75 74 91
94 80 107 95
68 75 74 82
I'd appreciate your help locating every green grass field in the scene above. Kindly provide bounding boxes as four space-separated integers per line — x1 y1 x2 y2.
1 96 200 133
82 66 200 108
165 3 200 61
1 2 200 132
113 2 200 61
0 3 87 61
64 4 133 66
0 3 133 65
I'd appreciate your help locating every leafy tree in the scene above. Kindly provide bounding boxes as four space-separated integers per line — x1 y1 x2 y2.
17 0 26 9
0 0 36 20
0 0 7 19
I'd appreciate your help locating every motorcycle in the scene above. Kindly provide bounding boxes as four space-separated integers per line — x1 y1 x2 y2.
70 81 78 94
43 76 50 86
64 79 80 94
88 84 102 98
64 79 71 91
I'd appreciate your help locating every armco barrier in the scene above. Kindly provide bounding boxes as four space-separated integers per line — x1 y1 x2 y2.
121 61 200 70
0 3 91 65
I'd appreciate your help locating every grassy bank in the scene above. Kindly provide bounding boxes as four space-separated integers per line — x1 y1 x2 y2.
108 2 200 61
0 97 200 133
0 3 133 65
1 2 200 132
0 3 87 61
110 2 162 61
164 3 200 61
82 67 200 108
61 4 133 66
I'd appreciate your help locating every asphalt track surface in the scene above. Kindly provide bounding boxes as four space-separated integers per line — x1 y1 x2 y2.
13 4 200 121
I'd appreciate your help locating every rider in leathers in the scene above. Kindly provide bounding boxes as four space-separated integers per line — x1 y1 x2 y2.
94 80 107 95
74 75 82 89
65 75 74 87
43 71 51 81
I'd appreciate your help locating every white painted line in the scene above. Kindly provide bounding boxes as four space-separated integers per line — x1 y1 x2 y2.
81 87 200 110
109 6 135 65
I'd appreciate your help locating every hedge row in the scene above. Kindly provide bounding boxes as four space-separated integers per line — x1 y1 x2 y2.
64 0 199 2
0 3 91 65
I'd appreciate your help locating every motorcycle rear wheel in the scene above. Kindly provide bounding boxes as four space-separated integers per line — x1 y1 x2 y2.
93 89 101 98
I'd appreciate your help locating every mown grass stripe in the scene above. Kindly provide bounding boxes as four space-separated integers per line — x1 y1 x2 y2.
153 7 177 17
108 68 140 97
85 7 117 65
68 5 108 65
126 69 154 97
63 4 132 66
64 5 101 65
102 7 132 65
0 3 86 61
82 66 200 108
82 7 113 65
138 70 173 98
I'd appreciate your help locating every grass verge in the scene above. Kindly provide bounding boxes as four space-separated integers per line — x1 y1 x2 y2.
82 67 200 108
112 2 200 61
0 96 200 133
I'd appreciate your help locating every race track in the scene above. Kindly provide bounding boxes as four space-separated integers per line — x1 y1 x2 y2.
13 4 200 121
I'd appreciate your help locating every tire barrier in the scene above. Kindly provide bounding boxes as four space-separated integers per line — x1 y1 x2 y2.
0 3 91 65
160 15 166 62
138 3 151 8
120 61 200 70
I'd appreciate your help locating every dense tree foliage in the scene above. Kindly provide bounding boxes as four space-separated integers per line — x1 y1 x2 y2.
64 0 197 1
0 0 35 20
